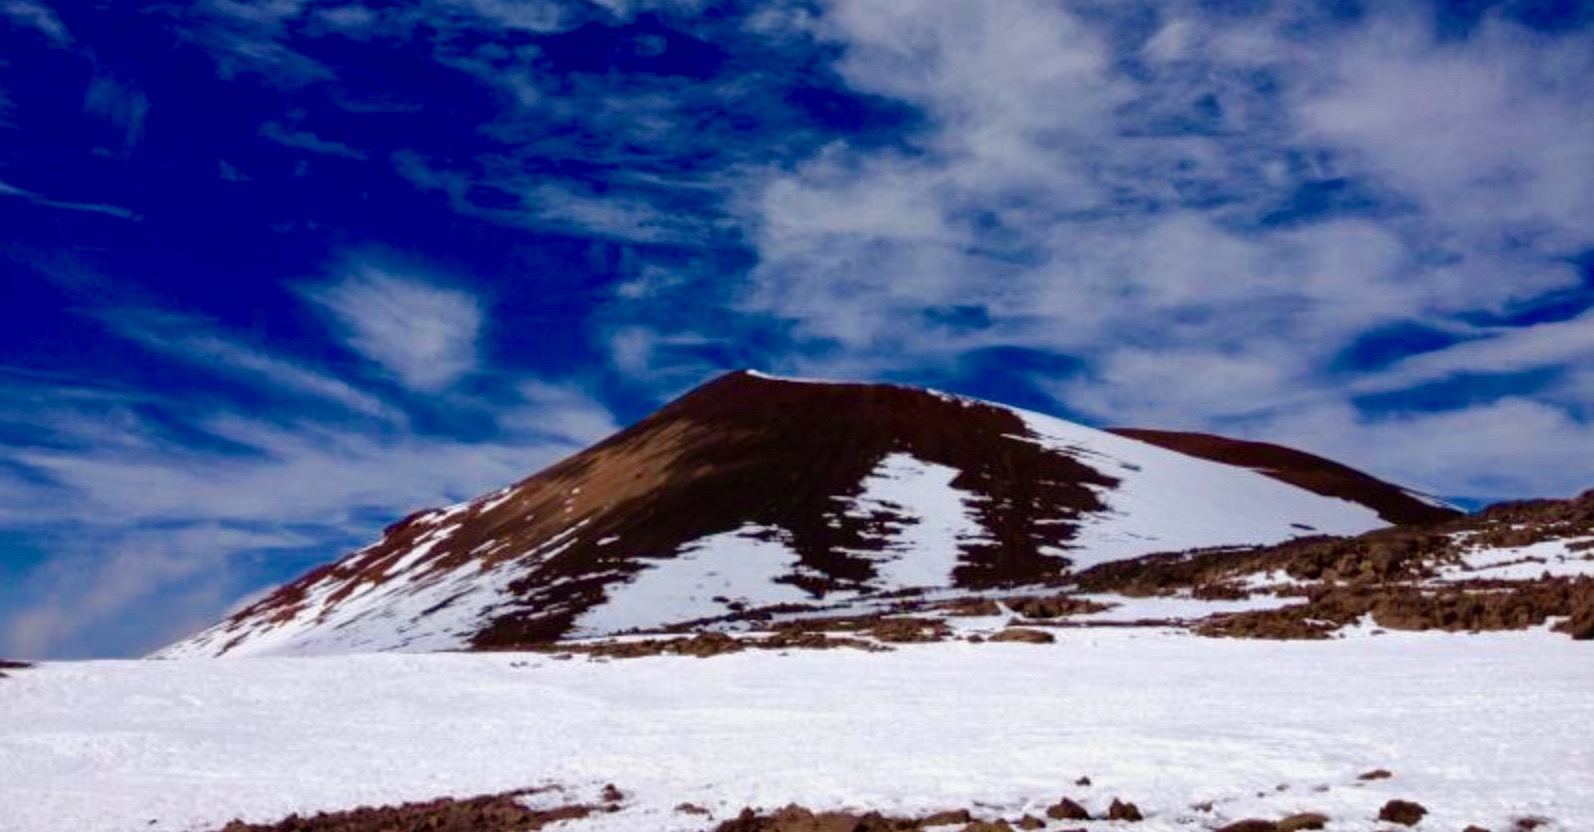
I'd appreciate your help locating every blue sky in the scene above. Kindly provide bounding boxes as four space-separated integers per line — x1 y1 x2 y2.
2 0 1592 658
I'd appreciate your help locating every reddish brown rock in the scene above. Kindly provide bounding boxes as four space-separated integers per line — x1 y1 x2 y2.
957 822 1012 832
1377 800 1428 826
1107 799 1144 822
987 628 1055 644
1276 813 1328 832
1214 821 1275 832
214 791 590 832
1045 798 1090 821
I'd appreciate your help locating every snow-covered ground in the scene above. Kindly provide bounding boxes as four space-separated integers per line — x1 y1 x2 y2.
4 629 1590 832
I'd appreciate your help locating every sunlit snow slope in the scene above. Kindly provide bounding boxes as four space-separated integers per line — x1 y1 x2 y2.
157 371 1453 658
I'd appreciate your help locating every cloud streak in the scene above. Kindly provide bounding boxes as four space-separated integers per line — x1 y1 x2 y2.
305 261 485 392
0 177 140 221
260 120 368 159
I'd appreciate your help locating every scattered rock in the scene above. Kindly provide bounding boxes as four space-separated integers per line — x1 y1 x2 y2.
1377 799 1427 826
600 784 624 803
1276 813 1328 832
676 803 711 816
1074 776 1092 787
957 822 1011 832
1357 769 1394 781
868 617 952 644
921 810 971 826
940 598 1002 617
1107 799 1144 822
987 628 1055 644
1555 593 1594 639
1462 826 1490 832
1214 821 1275 832
1015 815 1044 830
713 805 931 832
1004 595 1111 619
1045 798 1090 821
214 791 591 832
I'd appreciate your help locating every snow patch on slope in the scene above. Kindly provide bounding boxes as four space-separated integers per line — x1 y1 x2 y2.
1435 537 1594 582
836 453 991 589
156 557 529 659
1013 410 1388 569
571 525 812 637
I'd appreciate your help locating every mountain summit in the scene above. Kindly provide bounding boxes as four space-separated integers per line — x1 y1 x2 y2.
158 371 1454 658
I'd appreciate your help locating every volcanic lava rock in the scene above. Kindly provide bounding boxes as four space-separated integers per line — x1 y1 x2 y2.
1377 799 1428 826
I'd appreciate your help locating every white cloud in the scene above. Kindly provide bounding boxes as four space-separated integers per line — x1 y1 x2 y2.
83 76 150 157
1294 14 1594 258
314 3 378 33
705 0 1594 497
1255 398 1594 503
1 0 70 46
0 176 140 221
0 365 616 658
307 262 484 392
0 526 309 659
438 0 566 32
174 0 332 85
106 312 402 422
260 121 367 159
1357 309 1594 396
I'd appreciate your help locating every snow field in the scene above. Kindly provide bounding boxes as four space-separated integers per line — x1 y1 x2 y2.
571 524 812 636
1015 411 1388 568
836 452 991 589
4 628 1590 832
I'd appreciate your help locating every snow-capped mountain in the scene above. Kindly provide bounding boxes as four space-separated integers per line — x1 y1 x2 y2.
157 371 1454 658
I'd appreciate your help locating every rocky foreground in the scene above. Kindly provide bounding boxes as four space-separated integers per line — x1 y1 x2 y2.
213 780 1540 832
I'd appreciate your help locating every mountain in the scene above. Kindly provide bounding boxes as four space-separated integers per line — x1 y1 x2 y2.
156 371 1454 659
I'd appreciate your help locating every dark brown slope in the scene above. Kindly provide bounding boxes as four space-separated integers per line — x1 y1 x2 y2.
1109 428 1459 526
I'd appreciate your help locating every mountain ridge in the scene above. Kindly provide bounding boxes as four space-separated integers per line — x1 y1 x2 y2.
157 370 1454 658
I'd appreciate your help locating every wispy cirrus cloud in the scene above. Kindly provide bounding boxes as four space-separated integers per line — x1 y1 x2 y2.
0 299 616 659
260 120 368 159
304 259 485 392
173 0 333 85
0 176 140 220
661 0 1594 499
103 309 402 422
83 76 150 158
1 0 69 47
